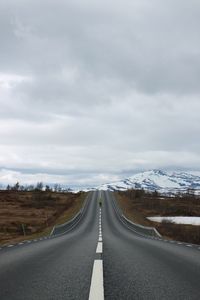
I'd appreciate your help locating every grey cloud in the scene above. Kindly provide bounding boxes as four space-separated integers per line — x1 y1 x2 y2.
0 0 200 185
1 0 200 94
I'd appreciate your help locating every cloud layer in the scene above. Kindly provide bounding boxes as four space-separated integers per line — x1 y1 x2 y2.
0 0 200 185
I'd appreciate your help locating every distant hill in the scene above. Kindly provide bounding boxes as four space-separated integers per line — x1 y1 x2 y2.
97 170 200 194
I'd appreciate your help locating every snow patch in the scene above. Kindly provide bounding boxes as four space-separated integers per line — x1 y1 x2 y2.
147 216 200 226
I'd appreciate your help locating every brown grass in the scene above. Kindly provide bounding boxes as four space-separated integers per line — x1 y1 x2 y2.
116 189 200 244
0 190 86 245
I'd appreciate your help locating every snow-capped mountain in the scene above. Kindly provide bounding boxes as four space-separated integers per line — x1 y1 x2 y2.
97 170 200 194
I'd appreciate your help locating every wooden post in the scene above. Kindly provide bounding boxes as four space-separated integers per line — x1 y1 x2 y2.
21 224 26 236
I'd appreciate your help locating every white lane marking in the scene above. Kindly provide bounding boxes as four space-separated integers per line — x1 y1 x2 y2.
89 260 104 300
186 244 192 247
99 237 102 242
178 242 183 245
7 244 14 248
18 242 24 245
96 242 103 253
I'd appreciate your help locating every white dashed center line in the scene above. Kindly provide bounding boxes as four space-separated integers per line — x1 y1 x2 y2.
96 242 103 253
89 195 104 300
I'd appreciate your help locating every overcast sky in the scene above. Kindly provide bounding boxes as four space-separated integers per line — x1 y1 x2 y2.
0 0 200 186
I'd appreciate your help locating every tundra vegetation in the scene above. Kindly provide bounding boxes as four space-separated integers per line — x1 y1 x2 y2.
0 182 86 245
116 189 200 244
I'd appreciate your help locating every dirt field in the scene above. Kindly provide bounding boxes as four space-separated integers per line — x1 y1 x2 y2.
0 190 86 245
116 189 200 244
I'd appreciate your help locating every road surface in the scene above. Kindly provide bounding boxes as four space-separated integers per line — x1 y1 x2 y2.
0 191 200 299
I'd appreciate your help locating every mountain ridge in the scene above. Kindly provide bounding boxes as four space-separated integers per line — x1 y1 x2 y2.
97 169 200 194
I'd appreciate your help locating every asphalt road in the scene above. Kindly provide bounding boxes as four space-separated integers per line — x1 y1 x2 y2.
0 190 200 299
103 191 200 300
0 191 99 300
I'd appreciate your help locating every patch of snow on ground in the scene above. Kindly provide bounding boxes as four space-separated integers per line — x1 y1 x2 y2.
147 216 200 226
